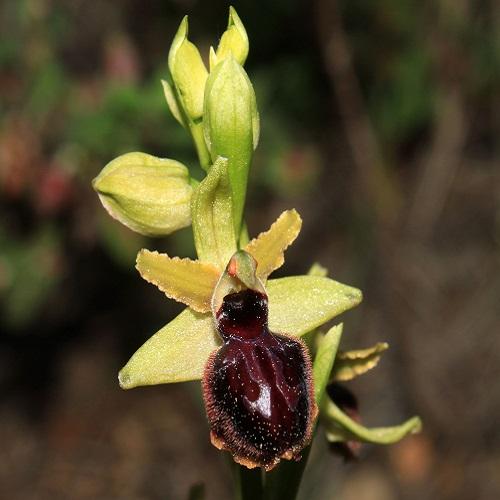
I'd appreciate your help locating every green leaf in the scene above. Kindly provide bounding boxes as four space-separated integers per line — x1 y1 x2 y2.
313 324 343 405
118 308 218 387
331 342 389 382
267 276 362 337
322 398 422 444
92 152 192 236
203 56 258 235
191 156 237 269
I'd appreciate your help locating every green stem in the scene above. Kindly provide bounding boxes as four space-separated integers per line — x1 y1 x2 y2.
239 221 249 247
263 446 311 500
190 121 211 170
234 464 264 500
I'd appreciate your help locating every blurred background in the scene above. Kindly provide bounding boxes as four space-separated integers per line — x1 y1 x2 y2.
1 0 499 499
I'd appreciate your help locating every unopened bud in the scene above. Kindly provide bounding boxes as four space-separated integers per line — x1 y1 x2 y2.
212 7 249 69
168 16 208 121
203 56 259 233
93 152 192 237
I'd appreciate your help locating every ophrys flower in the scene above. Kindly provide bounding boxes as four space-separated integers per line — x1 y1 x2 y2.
118 209 362 468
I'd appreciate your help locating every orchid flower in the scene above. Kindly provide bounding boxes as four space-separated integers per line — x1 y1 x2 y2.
92 6 421 495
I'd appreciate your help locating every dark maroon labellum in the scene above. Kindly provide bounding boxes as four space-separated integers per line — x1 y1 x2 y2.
203 289 317 470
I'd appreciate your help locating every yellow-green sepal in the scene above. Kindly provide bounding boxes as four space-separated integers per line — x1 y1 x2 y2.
267 276 362 337
118 308 218 387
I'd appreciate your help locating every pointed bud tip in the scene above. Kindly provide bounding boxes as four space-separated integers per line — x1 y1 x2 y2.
215 7 248 67
179 15 188 34
168 17 208 121
350 288 363 304
168 15 189 74
118 369 133 389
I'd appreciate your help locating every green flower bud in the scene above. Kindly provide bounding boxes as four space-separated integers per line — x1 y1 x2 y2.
93 152 192 237
212 7 249 69
203 56 259 235
168 16 208 121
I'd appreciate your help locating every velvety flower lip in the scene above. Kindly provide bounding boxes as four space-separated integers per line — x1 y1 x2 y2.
201 251 317 470
118 209 363 389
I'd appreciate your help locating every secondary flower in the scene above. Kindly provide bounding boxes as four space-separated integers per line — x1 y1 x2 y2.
118 209 362 469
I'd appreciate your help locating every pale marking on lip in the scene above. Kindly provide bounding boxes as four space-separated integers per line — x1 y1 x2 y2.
246 383 272 419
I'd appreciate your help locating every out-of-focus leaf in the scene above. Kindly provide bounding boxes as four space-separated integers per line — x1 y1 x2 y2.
307 262 328 277
331 342 389 382
97 212 145 268
0 226 61 330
